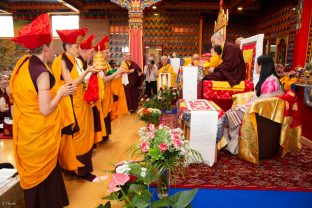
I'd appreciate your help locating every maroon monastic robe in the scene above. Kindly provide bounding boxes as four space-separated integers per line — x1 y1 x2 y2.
124 61 143 111
205 42 246 87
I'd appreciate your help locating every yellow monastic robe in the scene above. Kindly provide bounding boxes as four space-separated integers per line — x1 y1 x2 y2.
203 55 223 68
158 64 176 87
99 60 113 120
77 56 106 144
52 54 94 157
10 55 63 189
110 76 129 119
102 59 128 120
51 56 84 171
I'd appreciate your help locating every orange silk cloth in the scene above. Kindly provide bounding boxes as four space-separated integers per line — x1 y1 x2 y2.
235 91 302 164
10 55 62 189
52 54 94 156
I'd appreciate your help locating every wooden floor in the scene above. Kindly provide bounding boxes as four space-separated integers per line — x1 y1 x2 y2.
0 113 145 208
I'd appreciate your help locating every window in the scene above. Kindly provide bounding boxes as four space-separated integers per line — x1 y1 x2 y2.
0 15 14 38
51 15 79 38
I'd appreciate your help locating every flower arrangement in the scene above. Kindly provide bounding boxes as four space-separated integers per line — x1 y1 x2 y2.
136 124 202 173
158 87 179 111
100 160 198 208
137 108 162 125
141 95 164 111
102 160 152 208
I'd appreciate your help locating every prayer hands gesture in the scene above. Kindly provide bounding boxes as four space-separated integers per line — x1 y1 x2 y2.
58 83 77 97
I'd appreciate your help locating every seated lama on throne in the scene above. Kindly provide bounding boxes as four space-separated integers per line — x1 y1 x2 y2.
204 32 246 87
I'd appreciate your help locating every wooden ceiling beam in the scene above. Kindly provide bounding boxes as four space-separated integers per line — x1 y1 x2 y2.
157 2 221 10
7 2 69 12
57 0 80 12
82 2 122 10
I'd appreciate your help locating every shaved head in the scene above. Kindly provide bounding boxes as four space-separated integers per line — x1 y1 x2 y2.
211 32 225 46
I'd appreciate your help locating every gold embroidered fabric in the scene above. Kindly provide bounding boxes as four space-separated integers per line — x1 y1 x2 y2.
235 93 301 164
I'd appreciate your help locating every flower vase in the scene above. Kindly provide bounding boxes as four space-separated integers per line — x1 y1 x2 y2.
156 168 170 199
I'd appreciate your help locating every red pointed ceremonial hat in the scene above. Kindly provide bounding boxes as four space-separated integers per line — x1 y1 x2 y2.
94 35 109 51
56 28 88 44
12 13 52 49
80 34 95 49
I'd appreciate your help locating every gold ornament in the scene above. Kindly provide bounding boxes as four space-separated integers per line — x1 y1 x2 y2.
93 46 106 71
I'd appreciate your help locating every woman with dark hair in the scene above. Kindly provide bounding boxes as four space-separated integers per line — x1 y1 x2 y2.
219 55 284 155
254 55 282 97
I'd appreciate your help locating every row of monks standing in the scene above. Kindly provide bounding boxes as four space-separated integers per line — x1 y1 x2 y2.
10 14 129 207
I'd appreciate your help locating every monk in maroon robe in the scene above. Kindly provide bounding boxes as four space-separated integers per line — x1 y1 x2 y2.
122 53 143 112
204 33 246 87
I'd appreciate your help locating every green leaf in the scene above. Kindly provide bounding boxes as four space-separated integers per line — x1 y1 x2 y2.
141 189 152 202
151 197 170 208
103 192 120 200
97 201 111 208
170 189 198 208
147 148 163 162
131 195 150 208
128 184 146 193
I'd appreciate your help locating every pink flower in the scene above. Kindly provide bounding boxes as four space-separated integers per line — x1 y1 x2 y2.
159 142 168 152
170 132 179 140
148 123 155 131
108 173 130 192
173 138 183 148
140 142 150 153
148 131 155 139
159 124 164 129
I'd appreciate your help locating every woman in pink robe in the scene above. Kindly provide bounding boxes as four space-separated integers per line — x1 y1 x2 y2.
219 55 284 154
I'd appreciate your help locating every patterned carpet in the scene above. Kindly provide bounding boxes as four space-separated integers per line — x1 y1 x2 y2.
160 114 178 129
161 114 312 192
172 147 312 192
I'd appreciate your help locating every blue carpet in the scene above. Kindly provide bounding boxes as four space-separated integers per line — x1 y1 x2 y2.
150 187 312 208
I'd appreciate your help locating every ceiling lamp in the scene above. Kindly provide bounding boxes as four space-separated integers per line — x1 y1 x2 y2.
237 7 243 11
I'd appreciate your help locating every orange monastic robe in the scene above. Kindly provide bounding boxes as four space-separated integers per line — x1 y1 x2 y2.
10 55 63 189
52 54 94 158
102 60 128 120
110 76 129 119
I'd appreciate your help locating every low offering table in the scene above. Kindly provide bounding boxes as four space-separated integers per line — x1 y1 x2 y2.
177 99 224 166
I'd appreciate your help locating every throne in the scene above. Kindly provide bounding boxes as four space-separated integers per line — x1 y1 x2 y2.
202 7 263 111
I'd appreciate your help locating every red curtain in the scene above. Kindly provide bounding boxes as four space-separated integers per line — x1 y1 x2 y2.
129 28 143 70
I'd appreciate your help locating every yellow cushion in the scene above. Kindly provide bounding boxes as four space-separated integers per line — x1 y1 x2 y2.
212 81 245 91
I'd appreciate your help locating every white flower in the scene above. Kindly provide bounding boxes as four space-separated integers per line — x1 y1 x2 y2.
116 164 131 174
140 168 147 177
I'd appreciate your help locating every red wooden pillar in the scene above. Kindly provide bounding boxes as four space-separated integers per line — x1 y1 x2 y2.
292 0 312 67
